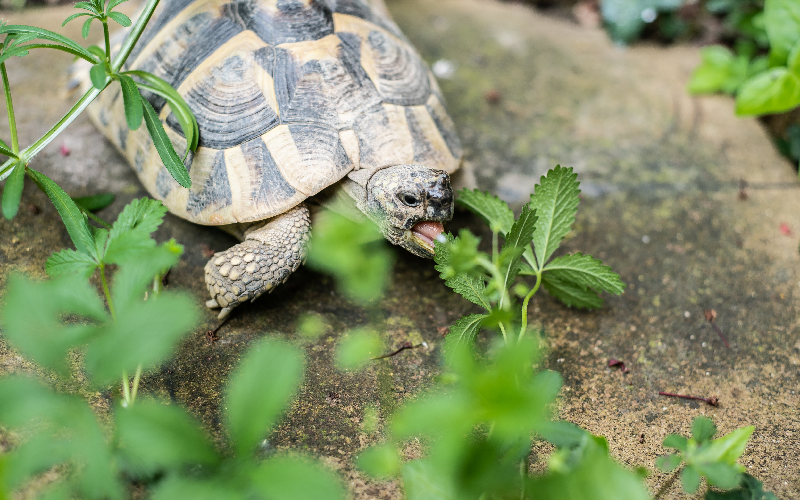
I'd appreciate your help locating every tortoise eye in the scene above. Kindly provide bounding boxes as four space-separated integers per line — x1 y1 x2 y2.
399 192 421 207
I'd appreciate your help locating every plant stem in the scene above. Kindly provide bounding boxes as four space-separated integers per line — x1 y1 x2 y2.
1 62 18 154
499 323 508 344
653 468 681 500
121 370 130 405
111 0 159 73
102 20 111 65
518 273 542 342
492 229 498 262
130 363 142 403
100 264 117 321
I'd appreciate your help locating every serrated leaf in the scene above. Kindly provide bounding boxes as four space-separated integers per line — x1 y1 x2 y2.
252 456 346 500
457 188 515 233
445 314 487 347
46 248 98 278
434 233 491 310
118 75 142 130
529 165 580 270
72 193 114 212
225 339 305 455
656 454 682 472
110 241 182 312
27 168 96 257
107 11 131 27
543 253 625 295
141 96 192 188
1 274 106 376
104 197 167 264
541 273 603 309
89 62 106 90
116 401 219 475
497 203 537 304
84 292 196 386
2 162 24 219
693 416 718 443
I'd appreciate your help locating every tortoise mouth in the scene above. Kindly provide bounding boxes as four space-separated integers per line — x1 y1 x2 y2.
409 221 445 253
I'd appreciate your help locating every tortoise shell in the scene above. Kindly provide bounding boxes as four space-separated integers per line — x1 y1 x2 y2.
90 0 463 225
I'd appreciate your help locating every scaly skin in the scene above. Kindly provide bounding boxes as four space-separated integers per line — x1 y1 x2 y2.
204 204 311 319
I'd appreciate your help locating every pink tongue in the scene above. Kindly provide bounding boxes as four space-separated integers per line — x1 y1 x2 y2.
411 221 444 243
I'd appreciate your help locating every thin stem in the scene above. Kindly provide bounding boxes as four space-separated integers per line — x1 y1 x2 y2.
102 20 111 64
1 63 18 154
84 210 112 229
111 0 160 73
653 468 681 500
518 273 542 342
130 364 142 403
121 370 130 405
499 322 508 344
492 229 498 262
100 264 117 321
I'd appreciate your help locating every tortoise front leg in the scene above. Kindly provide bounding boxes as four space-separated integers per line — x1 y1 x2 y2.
204 204 311 319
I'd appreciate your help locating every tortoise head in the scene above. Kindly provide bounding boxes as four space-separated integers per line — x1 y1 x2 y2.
362 164 454 258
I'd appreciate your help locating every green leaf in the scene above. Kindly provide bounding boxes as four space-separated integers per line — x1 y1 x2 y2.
151 477 246 500
445 314 487 347
141 96 192 188
225 338 305 455
61 12 93 27
252 456 346 500
434 234 491 310
106 0 130 12
306 211 393 304
736 68 800 115
0 274 106 376
764 0 800 66
663 434 689 451
688 46 749 95
72 193 115 212
543 253 625 295
118 75 142 130
541 272 603 309
0 137 15 158
2 162 24 219
682 465 702 493
700 462 742 489
107 11 131 27
529 165 580 270
26 168 95 257
693 416 718 443
84 292 196 386
693 426 755 466
110 241 182 312
357 444 401 477
73 1 99 13
529 433 650 500
456 188 515 233
89 62 106 90
116 401 219 474
81 17 94 39
403 460 457 500
0 25 97 62
335 328 384 371
497 203 537 299
46 248 98 278
126 70 199 154
86 44 105 60
536 421 588 448
104 197 168 264
656 454 683 472
704 473 779 500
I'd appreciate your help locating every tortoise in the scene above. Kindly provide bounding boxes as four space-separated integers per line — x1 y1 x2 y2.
83 0 462 319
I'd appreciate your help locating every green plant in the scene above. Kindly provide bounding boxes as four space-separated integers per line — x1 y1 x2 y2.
0 0 197 225
434 165 625 347
655 416 776 499
600 0 683 44
0 199 345 499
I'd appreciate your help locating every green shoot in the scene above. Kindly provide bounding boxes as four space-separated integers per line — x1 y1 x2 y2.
435 165 625 347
